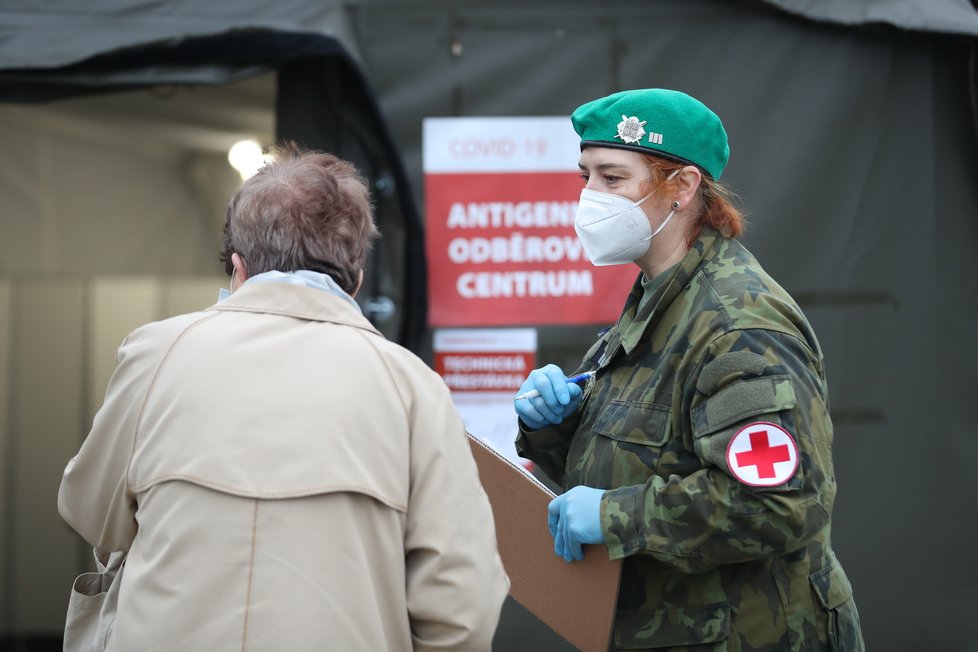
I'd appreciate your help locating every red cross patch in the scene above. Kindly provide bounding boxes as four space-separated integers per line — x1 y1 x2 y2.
725 422 799 487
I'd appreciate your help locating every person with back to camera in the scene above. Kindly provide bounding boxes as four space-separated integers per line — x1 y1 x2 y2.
58 143 509 651
514 89 864 650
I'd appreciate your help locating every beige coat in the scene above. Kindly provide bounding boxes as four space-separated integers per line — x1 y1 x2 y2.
59 282 509 651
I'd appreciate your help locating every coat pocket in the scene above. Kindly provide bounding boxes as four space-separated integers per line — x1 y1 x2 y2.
63 551 125 652
64 572 110 652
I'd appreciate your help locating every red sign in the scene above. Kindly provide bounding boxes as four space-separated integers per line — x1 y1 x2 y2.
423 117 636 327
434 350 535 393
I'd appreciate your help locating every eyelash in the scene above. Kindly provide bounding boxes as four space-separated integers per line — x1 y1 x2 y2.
579 174 622 184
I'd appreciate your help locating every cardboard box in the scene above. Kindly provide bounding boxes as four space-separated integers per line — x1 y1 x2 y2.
468 434 622 652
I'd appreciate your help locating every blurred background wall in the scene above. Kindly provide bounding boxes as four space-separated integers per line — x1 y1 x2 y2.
0 76 263 639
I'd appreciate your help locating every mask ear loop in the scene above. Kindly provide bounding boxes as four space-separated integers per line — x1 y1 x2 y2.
634 167 683 207
639 168 684 241
649 204 677 239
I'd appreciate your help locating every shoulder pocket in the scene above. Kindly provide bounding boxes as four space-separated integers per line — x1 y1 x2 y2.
593 400 671 447
693 375 796 438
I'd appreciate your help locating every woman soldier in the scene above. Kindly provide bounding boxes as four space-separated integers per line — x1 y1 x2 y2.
515 88 864 651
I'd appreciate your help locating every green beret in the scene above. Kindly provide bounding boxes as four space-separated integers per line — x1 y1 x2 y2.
571 88 729 179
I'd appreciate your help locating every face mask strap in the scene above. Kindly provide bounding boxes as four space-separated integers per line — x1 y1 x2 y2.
635 168 682 207
641 169 683 241
649 204 677 240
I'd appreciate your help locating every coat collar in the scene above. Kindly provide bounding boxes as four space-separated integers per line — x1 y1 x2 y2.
206 281 382 337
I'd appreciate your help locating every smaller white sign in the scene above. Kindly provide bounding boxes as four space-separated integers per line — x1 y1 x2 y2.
434 327 537 352
433 328 537 465
423 117 581 173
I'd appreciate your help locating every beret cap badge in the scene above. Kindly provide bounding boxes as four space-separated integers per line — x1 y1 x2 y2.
615 115 647 144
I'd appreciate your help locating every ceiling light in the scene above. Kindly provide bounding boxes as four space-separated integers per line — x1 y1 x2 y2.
228 139 270 180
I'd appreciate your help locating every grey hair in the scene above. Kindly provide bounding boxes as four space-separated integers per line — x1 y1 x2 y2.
220 143 379 294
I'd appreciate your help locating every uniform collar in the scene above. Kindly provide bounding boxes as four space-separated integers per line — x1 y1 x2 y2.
616 226 724 355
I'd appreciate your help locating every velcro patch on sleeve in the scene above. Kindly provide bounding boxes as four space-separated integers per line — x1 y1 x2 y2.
696 350 769 395
693 375 797 437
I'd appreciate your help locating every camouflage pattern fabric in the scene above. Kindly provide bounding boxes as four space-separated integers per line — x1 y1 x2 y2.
517 227 864 651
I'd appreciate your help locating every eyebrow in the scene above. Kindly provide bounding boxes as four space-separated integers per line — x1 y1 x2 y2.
578 162 634 172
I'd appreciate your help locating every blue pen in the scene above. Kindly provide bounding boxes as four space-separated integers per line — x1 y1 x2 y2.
514 370 595 401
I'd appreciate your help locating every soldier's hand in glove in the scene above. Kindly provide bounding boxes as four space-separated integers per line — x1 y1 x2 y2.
547 486 605 562
514 364 584 430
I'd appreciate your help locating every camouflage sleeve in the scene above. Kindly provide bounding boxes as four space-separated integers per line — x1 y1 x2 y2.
601 327 835 573
515 417 579 484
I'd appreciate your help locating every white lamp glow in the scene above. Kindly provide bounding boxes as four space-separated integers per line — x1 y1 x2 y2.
228 139 270 180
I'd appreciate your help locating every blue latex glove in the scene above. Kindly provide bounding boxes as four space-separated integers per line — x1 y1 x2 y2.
514 364 584 430
547 486 606 562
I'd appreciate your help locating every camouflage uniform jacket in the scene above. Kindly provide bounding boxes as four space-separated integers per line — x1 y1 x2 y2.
517 227 863 651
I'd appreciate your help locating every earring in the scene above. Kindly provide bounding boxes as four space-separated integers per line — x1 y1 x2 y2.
672 201 680 210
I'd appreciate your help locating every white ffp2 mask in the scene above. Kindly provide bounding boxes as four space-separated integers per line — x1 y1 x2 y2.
573 170 680 266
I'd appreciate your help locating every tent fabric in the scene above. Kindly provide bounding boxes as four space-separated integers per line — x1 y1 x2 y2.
0 29 347 101
758 0 978 35
0 1 361 69
0 3 426 350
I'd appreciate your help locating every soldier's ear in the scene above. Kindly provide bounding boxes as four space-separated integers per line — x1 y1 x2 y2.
673 166 702 209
